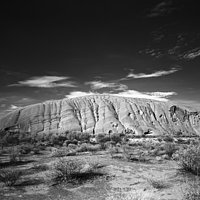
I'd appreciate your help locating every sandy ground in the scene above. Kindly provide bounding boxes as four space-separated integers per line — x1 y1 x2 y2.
0 148 197 200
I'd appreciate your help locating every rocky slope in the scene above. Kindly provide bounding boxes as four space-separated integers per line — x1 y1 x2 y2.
0 95 200 138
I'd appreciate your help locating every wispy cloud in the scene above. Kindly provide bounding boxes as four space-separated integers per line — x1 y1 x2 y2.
113 90 176 102
65 91 98 98
124 67 179 79
145 91 177 98
65 90 177 102
85 81 128 91
147 1 175 18
182 48 200 60
9 76 77 88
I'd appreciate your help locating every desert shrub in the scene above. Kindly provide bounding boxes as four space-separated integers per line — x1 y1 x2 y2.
76 143 101 153
87 144 101 152
78 132 91 142
63 140 70 147
106 190 155 200
163 143 177 158
8 147 21 163
110 133 122 145
32 163 49 172
109 146 122 158
51 158 103 184
121 145 148 162
96 133 110 149
68 143 77 149
76 143 88 152
183 179 200 200
163 135 174 143
147 178 169 189
0 135 8 150
66 132 76 141
0 168 22 186
49 135 67 146
19 144 34 154
104 141 113 149
51 147 76 157
178 143 200 175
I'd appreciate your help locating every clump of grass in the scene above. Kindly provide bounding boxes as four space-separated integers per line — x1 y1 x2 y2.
108 146 121 158
32 163 49 172
147 178 169 189
51 147 76 157
0 168 23 186
76 143 101 153
51 158 104 185
163 143 177 158
183 179 200 200
177 143 200 175
106 190 155 200
9 147 21 163
121 145 148 162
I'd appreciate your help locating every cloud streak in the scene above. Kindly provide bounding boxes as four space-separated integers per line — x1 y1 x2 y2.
9 76 77 88
182 48 200 60
85 81 128 91
65 90 177 102
125 67 179 79
147 1 175 18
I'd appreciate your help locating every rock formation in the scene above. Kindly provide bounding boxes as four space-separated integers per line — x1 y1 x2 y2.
0 95 200 138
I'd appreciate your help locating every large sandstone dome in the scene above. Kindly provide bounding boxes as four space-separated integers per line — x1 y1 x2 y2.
0 95 200 137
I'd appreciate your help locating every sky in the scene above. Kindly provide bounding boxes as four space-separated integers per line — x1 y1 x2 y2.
0 0 200 115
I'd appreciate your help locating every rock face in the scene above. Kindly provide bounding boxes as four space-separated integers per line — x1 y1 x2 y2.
0 95 200 138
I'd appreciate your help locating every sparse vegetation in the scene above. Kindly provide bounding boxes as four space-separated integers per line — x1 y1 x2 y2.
0 168 23 186
51 147 76 157
9 147 21 163
110 133 122 145
183 179 200 200
163 135 174 143
95 133 110 149
178 143 200 175
163 142 177 158
51 158 104 185
147 177 169 189
76 143 101 153
106 190 154 200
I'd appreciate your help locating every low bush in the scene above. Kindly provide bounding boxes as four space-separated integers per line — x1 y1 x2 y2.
0 168 22 186
51 158 104 184
9 147 21 163
95 133 110 149
147 178 169 189
163 135 174 143
51 147 76 157
183 179 200 200
87 144 101 152
76 143 101 153
19 144 34 154
109 146 122 158
68 143 77 149
31 163 49 172
178 143 200 175
110 133 122 145
76 143 88 152
106 190 155 200
163 143 177 158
